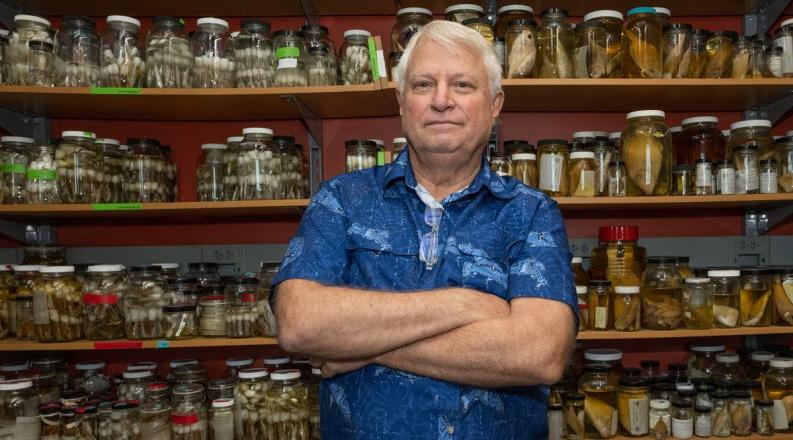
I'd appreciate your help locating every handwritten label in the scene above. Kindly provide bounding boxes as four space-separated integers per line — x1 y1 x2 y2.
91 203 142 211
90 87 142 95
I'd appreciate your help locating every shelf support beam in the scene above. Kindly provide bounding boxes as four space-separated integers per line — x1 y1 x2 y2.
0 221 56 244
744 89 793 124
0 107 51 144
744 0 791 37
282 95 323 196
744 204 793 235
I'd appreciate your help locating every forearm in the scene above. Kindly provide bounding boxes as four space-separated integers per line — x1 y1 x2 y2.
276 279 508 359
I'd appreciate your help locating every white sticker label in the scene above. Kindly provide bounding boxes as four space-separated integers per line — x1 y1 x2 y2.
760 171 778 193
32 292 49 325
696 164 712 188
671 418 693 439
736 167 758 193
376 50 387 80
277 58 298 70
594 307 608 329
628 397 649 435
539 154 563 192
773 399 790 430
694 415 712 437
718 168 735 194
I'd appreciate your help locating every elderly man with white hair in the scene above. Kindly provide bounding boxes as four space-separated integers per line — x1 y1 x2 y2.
273 20 577 439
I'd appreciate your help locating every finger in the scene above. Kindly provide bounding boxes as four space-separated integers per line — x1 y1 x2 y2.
321 363 337 379
310 358 325 368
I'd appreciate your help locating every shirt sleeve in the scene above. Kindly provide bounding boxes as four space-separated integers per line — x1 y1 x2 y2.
272 180 349 287
506 197 577 315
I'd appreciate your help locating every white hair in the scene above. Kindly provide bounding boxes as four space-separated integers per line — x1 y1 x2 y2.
393 20 502 100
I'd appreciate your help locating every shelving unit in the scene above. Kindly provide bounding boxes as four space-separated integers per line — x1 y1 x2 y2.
578 326 793 340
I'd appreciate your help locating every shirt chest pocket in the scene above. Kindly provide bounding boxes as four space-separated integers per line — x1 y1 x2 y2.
344 226 421 290
443 238 513 298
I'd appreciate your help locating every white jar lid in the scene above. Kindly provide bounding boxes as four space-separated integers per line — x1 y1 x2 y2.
197 17 229 29
312 367 322 375
123 370 153 379
690 344 725 353
238 368 268 379
1 136 34 144
570 151 595 160
499 4 534 14
127 361 157 371
40 266 75 273
0 30 8 37
393 137 407 144
14 14 51 27
676 382 694 391
770 358 793 368
584 10 624 21
575 285 587 294
685 278 711 284
650 399 670 410
87 264 124 273
0 380 33 391
681 116 719 126
0 265 10 272
62 130 96 139
572 131 596 139
226 357 254 367
670 126 682 133
593 131 609 138
0 362 29 372
230 31 239 38
716 353 740 363
263 356 290 365
227 136 244 143
368 138 384 146
76 361 106 370
344 29 372 38
731 119 772 130
119 145 128 151
152 263 179 270
571 257 583 264
615 286 640 294
511 153 535 160
212 398 234 408
107 15 141 28
201 143 227 150
774 135 783 141
609 132 621 140
445 4 484 13
782 18 793 27
627 110 665 119
786 130 793 138
397 7 433 16
707 269 740 278
242 127 273 136
653 7 671 15
96 138 120 146
751 351 775 361
271 369 301 381
584 348 622 361
13 265 42 272
170 359 198 368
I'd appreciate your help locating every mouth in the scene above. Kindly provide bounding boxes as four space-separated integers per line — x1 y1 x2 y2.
425 121 460 128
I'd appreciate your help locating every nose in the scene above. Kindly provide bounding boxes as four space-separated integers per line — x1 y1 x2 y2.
429 81 454 112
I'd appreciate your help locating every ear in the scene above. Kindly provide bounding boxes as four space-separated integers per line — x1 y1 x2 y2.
490 89 505 119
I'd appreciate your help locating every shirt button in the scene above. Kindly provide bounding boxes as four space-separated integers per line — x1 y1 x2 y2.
447 425 454 435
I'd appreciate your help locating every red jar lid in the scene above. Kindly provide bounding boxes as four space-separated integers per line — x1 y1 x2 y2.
171 413 199 424
599 226 638 242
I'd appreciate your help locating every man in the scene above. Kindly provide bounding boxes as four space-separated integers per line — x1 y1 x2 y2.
273 20 577 439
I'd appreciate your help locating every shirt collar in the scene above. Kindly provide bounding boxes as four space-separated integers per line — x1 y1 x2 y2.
382 147 513 201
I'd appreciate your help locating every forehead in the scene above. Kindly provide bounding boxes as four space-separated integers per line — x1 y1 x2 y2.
406 39 486 78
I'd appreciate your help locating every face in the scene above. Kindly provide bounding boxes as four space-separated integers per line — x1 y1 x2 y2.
399 40 504 161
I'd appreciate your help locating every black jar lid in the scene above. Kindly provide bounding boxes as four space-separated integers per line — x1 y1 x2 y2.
694 405 711 413
242 19 271 33
731 389 751 399
676 256 690 264
129 265 162 272
541 8 569 16
651 382 676 392
63 15 95 28
647 256 678 264
619 376 649 387
153 16 184 27
587 279 612 287
188 262 219 270
672 400 692 408
756 399 774 407
274 135 296 147
537 139 568 147
174 276 198 285
301 24 329 35
563 392 585 401
694 158 712 164
711 30 739 41
503 140 535 152
507 18 535 27
345 139 378 148
584 364 613 373
162 304 197 313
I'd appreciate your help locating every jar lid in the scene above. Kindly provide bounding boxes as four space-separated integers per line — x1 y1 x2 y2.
397 7 433 16
87 264 124 273
242 127 273 136
271 369 301 380
127 361 157 371
651 382 676 391
575 285 587 294
0 361 29 372
345 139 378 148
130 265 162 272
212 398 234 408
146 382 169 391
675 382 695 392
598 225 639 242
201 143 227 150
151 263 179 270
684 277 710 284
198 294 228 304
668 126 681 134
654 7 672 15
62 130 96 139
681 116 719 126
760 159 777 165
740 267 771 276
731 119 772 130
32 357 64 368
123 370 153 379
731 389 751 398
222 275 259 285
0 379 32 391
226 357 254 367
1 136 34 144
770 358 793 368
169 359 198 368
112 401 139 410
126 138 161 146
263 356 291 365
647 256 677 264
445 4 485 13
672 399 692 408
172 383 203 395
171 413 199 425
95 138 120 146
107 15 141 27
626 110 665 119
40 266 75 273
238 368 269 379
707 269 740 277
588 280 612 287
715 353 740 363
572 131 597 139
619 376 649 387
584 348 622 361
756 399 775 407
175 276 199 284
343 29 372 38
226 136 244 143
751 351 775 361
312 367 322 375
393 137 407 144
499 4 534 14
537 139 568 147
615 286 640 294
608 132 621 140
197 17 229 29
14 13 51 27
640 359 660 368
650 399 670 409
504 139 532 150
690 344 725 353
12 265 40 272
571 257 582 264
541 8 569 16
570 151 595 160
584 10 623 21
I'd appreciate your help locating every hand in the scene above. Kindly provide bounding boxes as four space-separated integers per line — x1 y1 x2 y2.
320 358 372 379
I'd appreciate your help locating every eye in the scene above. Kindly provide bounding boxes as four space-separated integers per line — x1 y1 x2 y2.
456 81 475 90
413 80 432 90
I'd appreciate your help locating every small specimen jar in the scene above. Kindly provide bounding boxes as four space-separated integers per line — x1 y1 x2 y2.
191 17 234 88
32 266 82 342
100 15 144 87
162 304 197 340
196 143 226 202
234 368 269 439
537 139 569 196
345 140 378 172
612 285 640 331
0 135 33 204
587 280 612 330
273 30 307 87
682 278 713 330
145 16 192 88
233 19 274 88
340 30 372 85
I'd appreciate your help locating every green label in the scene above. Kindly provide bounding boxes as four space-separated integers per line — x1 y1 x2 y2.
26 169 56 180
89 87 142 95
377 150 385 166
368 37 380 81
276 47 300 59
91 203 142 211
1 164 26 174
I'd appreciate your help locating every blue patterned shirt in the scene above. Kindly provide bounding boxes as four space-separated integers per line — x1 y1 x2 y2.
273 149 577 440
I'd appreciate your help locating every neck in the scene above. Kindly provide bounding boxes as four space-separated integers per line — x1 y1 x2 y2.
409 148 483 201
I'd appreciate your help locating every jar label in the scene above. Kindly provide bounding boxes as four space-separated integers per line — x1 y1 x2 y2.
773 399 790 430
276 47 300 59
1 163 26 174
717 168 735 194
539 153 563 192
628 397 649 435
760 171 778 193
695 164 712 188
27 169 56 180
736 168 758 193
594 306 608 329
32 292 50 325
694 415 712 437
671 418 693 439
511 153 535 161
277 58 299 70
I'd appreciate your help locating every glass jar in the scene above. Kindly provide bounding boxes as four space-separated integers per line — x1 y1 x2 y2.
504 140 537 187
172 365 207 387
81 264 126 340
345 140 378 172
578 364 618 438
191 17 234 88
740 268 775 327
571 257 588 286
0 379 38 435
576 285 588 331
774 268 793 325
95 138 123 203
222 136 242 201
704 390 731 437
391 7 432 53
574 20 608 79
392 137 408 158
124 138 166 202
505 19 536 79
160 144 177 202
144 16 192 88
125 266 168 339
209 398 234 440
274 136 303 200
704 31 736 78
73 361 110 395
31 266 82 342
584 348 624 381
730 389 752 436
18 367 58 404
732 35 761 78
118 370 153 401
582 10 623 78
748 351 775 381
495 5 534 40
680 116 725 164
682 278 713 330
767 45 785 77
22 246 64 265
711 353 747 384
7 14 54 86
671 400 693 439
225 358 254 378
651 382 676 402
109 401 141 439
26 144 59 203
0 136 32 204
30 357 68 393
207 377 235 403
760 159 779 193
27 41 55 87
221 275 257 303
138 400 170 438
641 360 662 380
756 399 775 435
262 356 291 374
234 368 269 438
728 119 774 161
307 46 336 86
589 225 645 286
186 263 221 293
238 127 280 200
444 4 484 23
339 30 372 85
762 357 793 432
662 23 693 78
675 257 694 280
568 151 596 197
612 285 640 331
162 304 197 340
715 160 736 195
234 19 274 88
57 130 100 203
462 18 494 45
641 256 683 330
226 295 261 338
649 399 671 439
196 143 226 202
607 160 627 196
489 152 511 177
13 268 38 341
588 140 613 196
563 392 585 438
55 15 100 87
779 137 793 192
198 295 228 337
618 376 649 436
672 165 693 195
100 15 144 87
537 139 569 196
302 24 337 79
623 7 663 78
587 280 612 331
263 369 308 437
536 8 574 78
774 18 793 77
273 30 307 87
623 110 672 196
